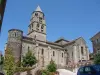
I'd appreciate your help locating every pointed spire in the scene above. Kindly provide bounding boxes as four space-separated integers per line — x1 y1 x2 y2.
35 5 42 12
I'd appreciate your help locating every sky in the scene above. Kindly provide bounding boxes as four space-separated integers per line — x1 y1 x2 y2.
0 0 100 54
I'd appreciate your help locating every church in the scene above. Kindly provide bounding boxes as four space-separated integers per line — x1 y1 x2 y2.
5 6 89 74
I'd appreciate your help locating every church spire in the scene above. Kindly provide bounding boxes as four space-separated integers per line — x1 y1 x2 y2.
35 5 42 12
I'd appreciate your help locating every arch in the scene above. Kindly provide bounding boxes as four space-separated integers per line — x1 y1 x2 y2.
62 53 63 57
53 51 55 56
41 25 44 32
36 24 39 31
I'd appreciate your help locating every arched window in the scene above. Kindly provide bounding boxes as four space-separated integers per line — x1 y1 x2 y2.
41 49 44 55
35 13 38 16
39 17 42 23
15 33 16 37
53 51 55 56
81 47 84 55
62 53 63 57
28 46 30 51
36 24 39 31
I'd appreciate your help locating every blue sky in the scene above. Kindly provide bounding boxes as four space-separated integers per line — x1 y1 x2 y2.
0 0 100 54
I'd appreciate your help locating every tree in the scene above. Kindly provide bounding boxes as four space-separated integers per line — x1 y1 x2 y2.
4 48 16 75
0 55 4 65
22 50 37 67
47 59 57 73
94 53 100 65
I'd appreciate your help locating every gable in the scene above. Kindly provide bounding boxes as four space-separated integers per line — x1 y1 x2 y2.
75 37 87 46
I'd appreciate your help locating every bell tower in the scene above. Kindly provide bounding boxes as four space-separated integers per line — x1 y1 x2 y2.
27 6 46 42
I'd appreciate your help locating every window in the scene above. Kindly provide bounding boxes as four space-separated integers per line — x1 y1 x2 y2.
97 49 100 53
15 33 16 37
28 46 30 51
41 25 44 32
39 17 42 23
81 47 84 55
35 13 38 16
53 51 55 56
62 53 63 57
98 38 100 43
32 24 33 28
95 39 99 44
41 49 44 55
36 24 39 31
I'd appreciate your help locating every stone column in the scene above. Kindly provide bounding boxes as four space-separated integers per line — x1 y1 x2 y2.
73 45 77 63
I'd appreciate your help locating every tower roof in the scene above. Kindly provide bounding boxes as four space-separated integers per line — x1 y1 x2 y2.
35 5 42 12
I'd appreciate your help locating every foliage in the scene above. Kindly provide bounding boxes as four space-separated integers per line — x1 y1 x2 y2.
22 50 37 67
94 53 100 65
15 67 34 73
41 69 49 75
4 48 16 75
0 55 4 65
47 59 57 72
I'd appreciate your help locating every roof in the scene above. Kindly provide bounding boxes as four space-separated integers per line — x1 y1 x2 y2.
23 36 33 41
8 29 23 33
63 37 83 46
35 5 42 12
90 31 100 41
55 37 70 43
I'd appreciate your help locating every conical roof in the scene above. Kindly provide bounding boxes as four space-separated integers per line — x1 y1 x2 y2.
35 5 42 12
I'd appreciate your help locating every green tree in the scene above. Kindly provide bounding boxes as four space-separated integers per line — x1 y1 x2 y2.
94 53 100 65
47 59 57 72
22 50 37 67
4 48 16 75
0 55 4 65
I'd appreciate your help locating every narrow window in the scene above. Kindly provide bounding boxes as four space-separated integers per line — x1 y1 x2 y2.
81 47 84 55
35 13 38 16
36 24 39 31
39 17 42 23
72 52 73 58
41 25 44 32
32 24 33 28
62 53 63 57
28 46 30 51
41 49 44 55
53 51 55 56
15 33 16 37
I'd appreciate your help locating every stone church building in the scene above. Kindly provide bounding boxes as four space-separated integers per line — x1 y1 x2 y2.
5 6 89 74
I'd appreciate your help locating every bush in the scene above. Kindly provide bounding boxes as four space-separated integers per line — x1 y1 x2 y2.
47 60 57 72
94 53 100 65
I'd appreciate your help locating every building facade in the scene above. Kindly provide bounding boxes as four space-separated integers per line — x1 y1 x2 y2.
90 32 100 53
6 6 89 73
